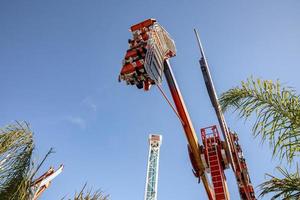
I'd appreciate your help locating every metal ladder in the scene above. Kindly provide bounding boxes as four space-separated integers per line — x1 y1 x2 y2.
202 126 228 200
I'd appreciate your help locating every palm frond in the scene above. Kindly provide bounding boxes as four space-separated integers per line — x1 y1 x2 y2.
71 184 109 200
220 77 300 162
259 166 300 199
0 121 34 200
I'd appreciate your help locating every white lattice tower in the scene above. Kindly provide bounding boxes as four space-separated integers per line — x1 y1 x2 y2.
144 134 162 200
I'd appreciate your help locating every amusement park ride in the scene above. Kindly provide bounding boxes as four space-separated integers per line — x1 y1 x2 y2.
30 165 63 200
119 19 256 200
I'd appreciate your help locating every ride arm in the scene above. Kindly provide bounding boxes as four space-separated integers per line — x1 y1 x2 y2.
163 60 215 200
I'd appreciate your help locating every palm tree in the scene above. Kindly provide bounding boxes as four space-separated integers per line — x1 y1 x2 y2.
220 77 300 199
0 122 53 200
0 122 109 200
0 122 34 200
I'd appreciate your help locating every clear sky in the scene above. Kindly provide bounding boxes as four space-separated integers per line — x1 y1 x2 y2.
1 0 300 199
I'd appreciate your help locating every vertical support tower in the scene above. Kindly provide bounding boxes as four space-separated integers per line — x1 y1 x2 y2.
144 134 162 200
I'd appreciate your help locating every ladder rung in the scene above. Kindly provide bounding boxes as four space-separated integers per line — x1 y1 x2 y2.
215 187 225 192
211 169 221 173
213 182 224 187
213 180 223 184
215 194 226 199
209 157 218 162
209 160 219 166
211 171 221 176
209 152 217 156
212 175 222 182
210 165 220 170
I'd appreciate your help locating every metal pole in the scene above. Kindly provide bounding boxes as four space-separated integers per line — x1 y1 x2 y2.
194 29 236 172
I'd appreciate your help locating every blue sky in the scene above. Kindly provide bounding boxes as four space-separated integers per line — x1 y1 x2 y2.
0 0 300 199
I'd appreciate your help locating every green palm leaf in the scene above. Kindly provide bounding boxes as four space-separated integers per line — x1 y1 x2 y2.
259 167 300 199
0 122 34 200
63 183 109 200
220 77 300 162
